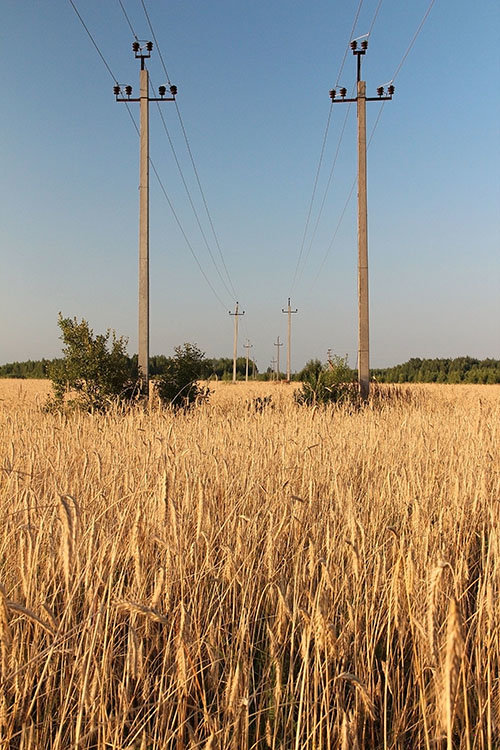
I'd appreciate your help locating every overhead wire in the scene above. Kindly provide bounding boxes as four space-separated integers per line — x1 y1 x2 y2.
116 0 235 301
306 0 437 294
136 0 258 362
292 0 386 294
67 0 118 83
139 0 239 302
152 97 236 301
121 103 227 309
67 0 230 310
117 0 138 41
289 0 364 295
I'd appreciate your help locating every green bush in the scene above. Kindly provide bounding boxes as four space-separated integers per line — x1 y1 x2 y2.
154 343 210 410
295 355 358 407
47 315 137 412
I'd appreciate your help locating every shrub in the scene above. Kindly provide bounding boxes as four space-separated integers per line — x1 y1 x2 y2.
47 314 136 412
295 355 358 407
155 343 210 410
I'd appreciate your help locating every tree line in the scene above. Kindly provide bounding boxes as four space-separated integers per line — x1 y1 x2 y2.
0 354 259 381
1 354 499 384
372 357 500 384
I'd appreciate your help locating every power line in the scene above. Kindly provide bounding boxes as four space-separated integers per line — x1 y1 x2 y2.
117 0 138 40
139 0 239 301
292 0 387 294
68 0 230 311
68 0 118 82
293 99 353 288
392 0 436 82
306 0 437 293
335 0 365 86
115 1 235 302
289 0 365 295
153 93 236 301
289 105 333 294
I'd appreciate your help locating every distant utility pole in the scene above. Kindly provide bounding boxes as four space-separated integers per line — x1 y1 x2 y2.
229 302 245 383
329 39 394 400
270 359 277 381
243 340 253 382
114 42 177 393
274 336 283 381
281 298 298 382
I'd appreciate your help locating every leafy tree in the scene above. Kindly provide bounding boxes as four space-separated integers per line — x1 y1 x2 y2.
155 343 210 409
48 314 136 411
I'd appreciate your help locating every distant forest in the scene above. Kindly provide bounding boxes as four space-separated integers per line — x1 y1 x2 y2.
372 357 500 384
1 355 499 383
0 356 259 381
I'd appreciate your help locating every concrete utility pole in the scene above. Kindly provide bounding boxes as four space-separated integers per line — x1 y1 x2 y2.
229 302 245 383
274 336 283 381
329 40 394 400
243 340 253 382
115 42 177 393
270 359 277 381
281 298 298 382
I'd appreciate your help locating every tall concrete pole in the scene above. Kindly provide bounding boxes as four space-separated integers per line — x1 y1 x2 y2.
229 302 245 383
357 80 369 401
114 42 177 396
139 66 150 388
282 298 298 382
328 41 394 400
274 336 283 381
233 305 238 383
270 359 277 381
244 340 253 382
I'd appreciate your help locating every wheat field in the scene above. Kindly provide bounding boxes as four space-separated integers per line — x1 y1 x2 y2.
0 379 498 749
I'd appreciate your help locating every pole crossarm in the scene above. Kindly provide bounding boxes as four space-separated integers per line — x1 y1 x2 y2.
327 40 394 401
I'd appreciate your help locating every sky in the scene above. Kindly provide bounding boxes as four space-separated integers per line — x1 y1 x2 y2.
1 0 499 371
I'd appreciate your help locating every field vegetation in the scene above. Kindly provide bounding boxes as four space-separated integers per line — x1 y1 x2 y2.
0 379 498 748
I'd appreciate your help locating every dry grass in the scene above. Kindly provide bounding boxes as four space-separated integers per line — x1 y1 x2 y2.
0 379 498 749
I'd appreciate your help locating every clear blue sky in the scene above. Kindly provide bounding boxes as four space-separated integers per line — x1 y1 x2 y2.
1 0 499 370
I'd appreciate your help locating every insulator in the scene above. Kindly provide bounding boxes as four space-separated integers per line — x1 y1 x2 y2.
329 89 336 100
377 86 384 96
125 85 132 96
132 42 140 53
158 85 166 97
113 85 121 96
340 87 347 97
350 41 357 50
146 41 153 51
170 85 177 96
361 40 368 50
388 84 395 96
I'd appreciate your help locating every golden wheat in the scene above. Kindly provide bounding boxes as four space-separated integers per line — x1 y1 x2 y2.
0 379 498 748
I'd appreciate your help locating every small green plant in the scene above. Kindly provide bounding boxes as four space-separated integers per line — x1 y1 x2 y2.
154 343 210 410
47 314 136 412
295 355 358 406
